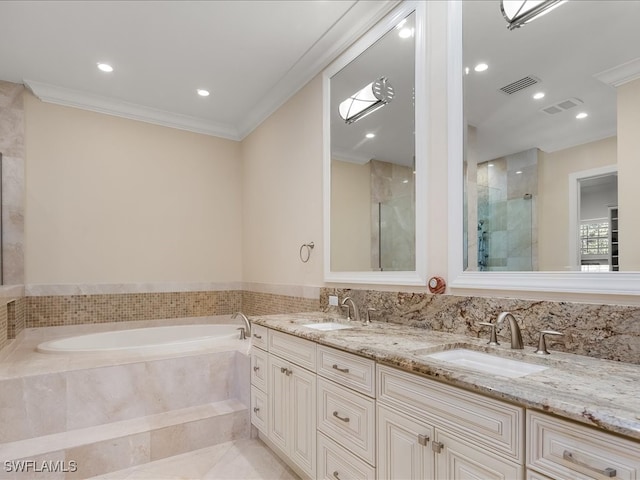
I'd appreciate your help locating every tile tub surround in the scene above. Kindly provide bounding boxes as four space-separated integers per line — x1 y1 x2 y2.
251 311 640 441
321 288 640 364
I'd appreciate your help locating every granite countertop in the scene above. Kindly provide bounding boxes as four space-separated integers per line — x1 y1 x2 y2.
250 311 640 441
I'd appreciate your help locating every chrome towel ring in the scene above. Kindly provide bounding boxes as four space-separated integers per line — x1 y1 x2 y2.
299 242 315 263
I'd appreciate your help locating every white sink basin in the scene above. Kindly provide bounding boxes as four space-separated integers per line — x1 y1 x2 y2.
424 349 548 378
303 322 353 331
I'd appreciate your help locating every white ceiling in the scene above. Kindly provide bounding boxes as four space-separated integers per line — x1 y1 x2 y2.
464 0 640 163
0 0 397 140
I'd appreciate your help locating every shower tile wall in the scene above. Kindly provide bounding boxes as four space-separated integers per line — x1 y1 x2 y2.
477 149 538 271
321 287 640 364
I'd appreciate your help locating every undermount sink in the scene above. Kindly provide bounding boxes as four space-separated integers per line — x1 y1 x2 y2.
303 322 353 331
423 349 548 378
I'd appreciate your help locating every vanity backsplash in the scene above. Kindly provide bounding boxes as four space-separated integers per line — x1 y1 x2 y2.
320 288 640 365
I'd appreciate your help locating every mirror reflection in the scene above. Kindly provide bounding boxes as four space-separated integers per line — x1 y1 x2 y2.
463 1 640 272
330 11 415 272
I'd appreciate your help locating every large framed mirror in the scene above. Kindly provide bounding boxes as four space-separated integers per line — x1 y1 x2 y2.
323 1 427 285
448 1 640 295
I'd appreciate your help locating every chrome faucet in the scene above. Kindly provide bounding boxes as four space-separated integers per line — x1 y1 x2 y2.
231 312 251 340
496 311 524 349
340 297 360 323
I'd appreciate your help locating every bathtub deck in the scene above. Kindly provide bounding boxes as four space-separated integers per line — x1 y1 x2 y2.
0 316 250 380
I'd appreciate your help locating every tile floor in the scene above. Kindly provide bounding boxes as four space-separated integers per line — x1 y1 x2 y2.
89 439 299 480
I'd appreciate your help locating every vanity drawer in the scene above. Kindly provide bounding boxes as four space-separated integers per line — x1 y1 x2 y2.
317 377 376 465
317 345 375 397
377 364 523 463
250 385 268 435
251 346 268 391
268 330 316 371
527 411 640 480
317 432 376 480
251 324 268 350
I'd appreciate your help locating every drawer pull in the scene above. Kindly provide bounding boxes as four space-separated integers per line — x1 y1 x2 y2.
253 333 262 339
253 366 260 372
432 441 444 454
253 407 260 413
563 450 616 477
332 411 350 423
332 471 341 480
280 367 292 376
417 434 430 446
332 364 350 373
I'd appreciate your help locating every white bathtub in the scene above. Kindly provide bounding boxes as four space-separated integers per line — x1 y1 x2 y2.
36 324 243 354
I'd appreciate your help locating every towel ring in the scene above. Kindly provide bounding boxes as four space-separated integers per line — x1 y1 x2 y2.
299 242 315 263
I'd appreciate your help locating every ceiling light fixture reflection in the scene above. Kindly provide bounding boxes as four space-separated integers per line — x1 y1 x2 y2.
197 89 210 97
338 77 395 124
501 0 568 31
576 112 588 119
398 27 414 39
533 92 545 100
474 63 489 72
97 63 113 73
365 133 375 139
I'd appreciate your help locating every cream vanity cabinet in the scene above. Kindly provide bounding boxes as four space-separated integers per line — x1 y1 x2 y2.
376 364 524 480
527 410 640 480
252 328 317 479
316 345 377 480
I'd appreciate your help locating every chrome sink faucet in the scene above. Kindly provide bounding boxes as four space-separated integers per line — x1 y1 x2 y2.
496 311 524 349
340 297 360 323
231 311 251 340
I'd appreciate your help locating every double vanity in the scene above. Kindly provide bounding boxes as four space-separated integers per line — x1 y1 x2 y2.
249 311 640 480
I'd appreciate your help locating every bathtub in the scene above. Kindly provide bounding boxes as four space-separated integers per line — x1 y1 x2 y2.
36 324 244 354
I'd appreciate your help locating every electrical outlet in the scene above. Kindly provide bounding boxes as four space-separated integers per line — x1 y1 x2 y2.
328 295 339 306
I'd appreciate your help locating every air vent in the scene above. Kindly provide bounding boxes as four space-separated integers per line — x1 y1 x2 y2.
499 75 541 95
540 97 584 115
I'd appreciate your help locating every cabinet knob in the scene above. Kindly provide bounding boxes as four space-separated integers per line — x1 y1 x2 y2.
253 407 260 413
253 365 260 372
332 471 341 480
432 441 444 454
280 367 292 376
417 434 430 446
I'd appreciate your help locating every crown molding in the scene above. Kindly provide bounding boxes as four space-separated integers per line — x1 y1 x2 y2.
594 57 640 87
24 79 242 141
236 0 400 140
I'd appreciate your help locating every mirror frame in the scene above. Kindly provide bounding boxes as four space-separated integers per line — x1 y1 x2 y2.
323 1 428 286
447 1 640 296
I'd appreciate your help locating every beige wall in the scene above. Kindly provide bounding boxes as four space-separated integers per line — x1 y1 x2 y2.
240 76 324 287
331 160 371 271
618 78 640 271
537 137 617 271
24 93 243 284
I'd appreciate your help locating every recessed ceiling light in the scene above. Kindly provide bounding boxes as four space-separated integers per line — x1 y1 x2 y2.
576 112 588 119
402 179 409 184
365 133 375 139
474 63 488 72
488 163 494 167
516 170 523 174
533 92 545 100
97 63 113 73
197 89 210 97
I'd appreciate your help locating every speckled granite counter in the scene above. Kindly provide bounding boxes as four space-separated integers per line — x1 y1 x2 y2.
250 311 640 442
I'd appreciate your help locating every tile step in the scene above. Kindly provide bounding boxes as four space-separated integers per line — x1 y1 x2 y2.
0 399 250 479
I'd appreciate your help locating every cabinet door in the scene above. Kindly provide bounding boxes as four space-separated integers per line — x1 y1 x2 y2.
377 404 434 480
289 364 317 478
434 430 523 480
267 354 289 453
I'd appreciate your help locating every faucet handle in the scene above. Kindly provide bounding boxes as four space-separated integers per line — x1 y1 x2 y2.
478 322 499 346
534 330 563 355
